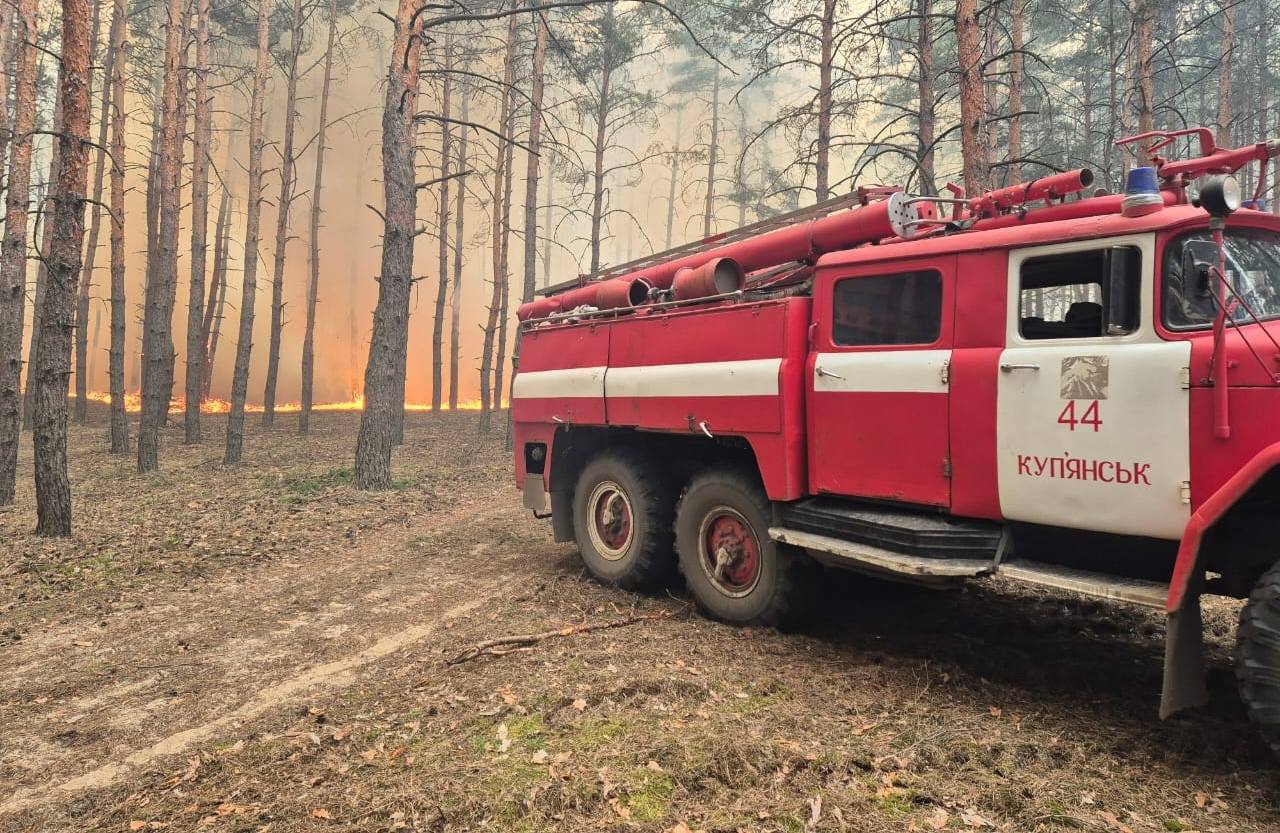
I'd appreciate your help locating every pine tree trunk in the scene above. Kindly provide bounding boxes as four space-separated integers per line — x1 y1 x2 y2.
224 0 272 464
33 0 92 535
542 147 554 287
1007 0 1024 184
262 0 304 427
702 68 719 238
353 0 420 487
1134 0 1155 134
202 187 229 396
23 85 61 434
448 94 468 409
74 0 112 424
0 4 15 189
300 0 338 435
493 96 516 414
815 0 834 202
0 0 39 504
522 12 550 297
480 10 518 433
431 38 454 414
665 113 680 249
955 0 988 194
916 0 935 193
137 0 188 472
108 0 128 453
1215 0 1233 147
587 4 612 274
184 0 211 442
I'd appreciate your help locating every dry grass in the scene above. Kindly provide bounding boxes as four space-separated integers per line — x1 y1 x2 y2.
1 407 1277 833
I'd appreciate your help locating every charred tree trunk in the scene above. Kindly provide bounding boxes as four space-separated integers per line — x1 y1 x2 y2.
137 0 187 472
224 0 272 464
915 0 935 193
479 10 518 434
353 0 420 487
448 94 468 410
0 0 39 504
108 0 128 453
263 0 304 427
702 67 719 238
184 0 211 442
75 0 114 424
33 0 92 535
1007 0 1024 183
431 38 454 414
301 0 338 435
955 0 988 194
815 0 834 202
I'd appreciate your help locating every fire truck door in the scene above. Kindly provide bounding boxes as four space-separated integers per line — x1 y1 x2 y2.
809 262 953 507
996 237 1191 540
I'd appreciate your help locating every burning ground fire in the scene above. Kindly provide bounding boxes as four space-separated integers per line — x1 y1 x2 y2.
75 391 486 414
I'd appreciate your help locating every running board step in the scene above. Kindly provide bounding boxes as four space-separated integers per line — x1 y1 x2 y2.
778 497 1002 559
769 528 991 579
995 560 1169 608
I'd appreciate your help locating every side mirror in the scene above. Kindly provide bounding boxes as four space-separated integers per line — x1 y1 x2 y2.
1103 246 1141 335
1181 240 1217 298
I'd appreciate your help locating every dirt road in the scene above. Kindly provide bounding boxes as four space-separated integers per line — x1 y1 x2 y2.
1 411 1277 832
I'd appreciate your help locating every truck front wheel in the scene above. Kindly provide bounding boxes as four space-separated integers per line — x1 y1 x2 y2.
1237 561 1280 757
572 451 676 591
675 468 813 627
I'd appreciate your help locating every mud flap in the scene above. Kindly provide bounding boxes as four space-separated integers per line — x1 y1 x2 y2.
523 475 549 513
1159 591 1208 718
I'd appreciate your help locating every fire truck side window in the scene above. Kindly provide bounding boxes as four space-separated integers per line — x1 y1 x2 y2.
1018 248 1139 339
832 270 942 346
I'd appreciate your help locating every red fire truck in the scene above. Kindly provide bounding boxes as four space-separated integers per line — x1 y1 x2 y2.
511 128 1280 753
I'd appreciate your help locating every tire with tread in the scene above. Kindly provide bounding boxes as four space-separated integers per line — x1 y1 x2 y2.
572 450 676 590
675 467 814 627
1237 562 1280 758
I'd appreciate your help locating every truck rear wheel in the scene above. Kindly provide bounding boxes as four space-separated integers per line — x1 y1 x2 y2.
1237 561 1280 757
675 468 813 627
572 451 675 590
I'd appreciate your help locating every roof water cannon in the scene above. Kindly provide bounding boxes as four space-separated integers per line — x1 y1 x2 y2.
1117 128 1280 198
968 168 1095 218
671 257 744 301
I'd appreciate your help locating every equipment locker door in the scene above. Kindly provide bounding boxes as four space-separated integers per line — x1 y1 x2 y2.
808 256 954 507
995 235 1191 540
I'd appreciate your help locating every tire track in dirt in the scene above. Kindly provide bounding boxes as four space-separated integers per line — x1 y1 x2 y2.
0 595 486 816
0 491 529 818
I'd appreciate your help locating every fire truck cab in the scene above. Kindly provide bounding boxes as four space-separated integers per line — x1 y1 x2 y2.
511 130 1280 756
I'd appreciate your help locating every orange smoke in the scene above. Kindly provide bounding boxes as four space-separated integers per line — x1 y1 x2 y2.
75 391 485 414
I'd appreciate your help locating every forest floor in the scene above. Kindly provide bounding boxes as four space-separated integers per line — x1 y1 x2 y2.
1 408 1277 833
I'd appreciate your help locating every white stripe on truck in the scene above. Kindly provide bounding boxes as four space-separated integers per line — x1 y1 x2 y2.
512 358 782 400
511 365 607 399
812 350 950 393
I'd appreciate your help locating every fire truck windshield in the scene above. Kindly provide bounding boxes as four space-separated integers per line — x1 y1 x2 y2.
1163 228 1280 330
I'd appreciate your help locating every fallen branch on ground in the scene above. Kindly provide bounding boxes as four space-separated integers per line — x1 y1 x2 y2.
446 608 684 665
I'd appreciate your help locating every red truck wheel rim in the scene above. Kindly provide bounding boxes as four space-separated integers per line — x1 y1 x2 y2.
587 481 634 560
699 507 761 597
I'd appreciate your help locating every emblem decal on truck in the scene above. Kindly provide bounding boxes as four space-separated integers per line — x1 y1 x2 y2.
1060 356 1109 400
